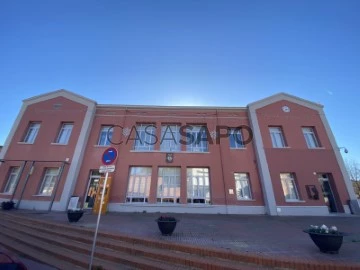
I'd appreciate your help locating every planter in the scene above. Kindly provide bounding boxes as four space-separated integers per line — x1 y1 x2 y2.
67 210 84 223
156 218 178 236
1 201 15 210
303 229 347 254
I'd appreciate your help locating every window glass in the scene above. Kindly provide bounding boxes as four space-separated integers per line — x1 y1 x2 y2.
229 128 244 149
302 127 320 148
187 168 210 204
98 126 113 146
280 173 299 201
157 167 181 203
133 125 156 151
3 167 20 194
39 168 59 196
160 125 181 152
23 122 40 143
56 123 73 144
186 126 208 152
126 167 152 203
234 173 252 200
269 127 286 148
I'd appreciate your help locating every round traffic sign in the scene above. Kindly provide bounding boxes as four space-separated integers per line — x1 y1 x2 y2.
101 147 118 165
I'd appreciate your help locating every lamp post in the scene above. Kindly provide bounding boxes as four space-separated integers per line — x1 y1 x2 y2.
338 147 348 154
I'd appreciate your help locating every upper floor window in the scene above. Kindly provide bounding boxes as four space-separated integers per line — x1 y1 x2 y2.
269 127 286 148
229 128 245 149
234 173 252 200
55 123 73 144
38 168 59 196
160 125 181 152
302 127 320 148
280 173 300 201
3 167 20 194
133 124 156 151
186 125 208 152
23 122 40 143
97 126 113 146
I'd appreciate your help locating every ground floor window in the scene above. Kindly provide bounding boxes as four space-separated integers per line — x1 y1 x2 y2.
280 173 300 201
234 173 252 200
126 167 152 203
157 167 180 203
38 168 59 196
3 167 20 194
187 168 210 204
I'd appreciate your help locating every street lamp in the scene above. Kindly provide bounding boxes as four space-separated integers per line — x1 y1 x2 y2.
338 147 349 154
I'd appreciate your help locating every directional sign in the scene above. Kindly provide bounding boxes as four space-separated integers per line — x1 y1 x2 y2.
101 147 118 165
99 165 115 173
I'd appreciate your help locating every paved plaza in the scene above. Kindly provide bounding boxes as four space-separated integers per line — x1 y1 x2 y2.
12 210 360 267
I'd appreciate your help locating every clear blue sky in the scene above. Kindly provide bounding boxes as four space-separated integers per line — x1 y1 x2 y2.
0 0 359 162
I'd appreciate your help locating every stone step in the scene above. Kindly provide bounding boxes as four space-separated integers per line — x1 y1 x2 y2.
0 233 80 270
1 212 255 263
0 226 134 270
0 219 200 270
0 213 268 270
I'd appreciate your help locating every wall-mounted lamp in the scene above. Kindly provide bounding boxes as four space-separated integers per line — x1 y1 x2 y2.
338 147 349 154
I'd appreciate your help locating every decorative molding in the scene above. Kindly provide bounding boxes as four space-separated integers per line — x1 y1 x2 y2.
0 103 28 164
23 89 96 107
248 108 278 216
58 102 97 210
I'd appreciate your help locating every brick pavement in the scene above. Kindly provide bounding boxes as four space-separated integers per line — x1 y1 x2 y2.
12 210 360 266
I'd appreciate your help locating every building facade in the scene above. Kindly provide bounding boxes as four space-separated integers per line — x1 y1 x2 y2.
0 90 358 216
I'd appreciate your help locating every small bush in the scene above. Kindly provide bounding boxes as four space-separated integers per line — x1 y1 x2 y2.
157 216 176 222
1 201 15 210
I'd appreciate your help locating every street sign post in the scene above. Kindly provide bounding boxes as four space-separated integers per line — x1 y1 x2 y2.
89 148 118 270
101 147 118 165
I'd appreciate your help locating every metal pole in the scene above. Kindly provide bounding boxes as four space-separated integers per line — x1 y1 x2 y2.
16 161 35 209
11 161 27 201
48 162 66 212
89 171 109 270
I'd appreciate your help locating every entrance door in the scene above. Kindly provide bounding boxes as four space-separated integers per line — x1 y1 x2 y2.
84 170 101 209
318 174 337 213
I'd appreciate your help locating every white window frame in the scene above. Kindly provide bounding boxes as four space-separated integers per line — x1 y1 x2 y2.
280 173 300 201
38 168 59 196
160 125 181 152
302 127 320 148
157 167 181 203
229 128 245 149
97 126 113 146
187 168 210 204
133 124 156 151
55 123 73 144
126 167 152 203
269 127 286 148
234 173 252 200
3 167 20 194
23 122 40 143
186 126 208 152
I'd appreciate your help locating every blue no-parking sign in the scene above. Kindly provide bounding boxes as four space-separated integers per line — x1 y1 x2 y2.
101 147 118 165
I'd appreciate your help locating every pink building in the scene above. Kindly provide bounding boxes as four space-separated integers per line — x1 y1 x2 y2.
0 90 358 216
